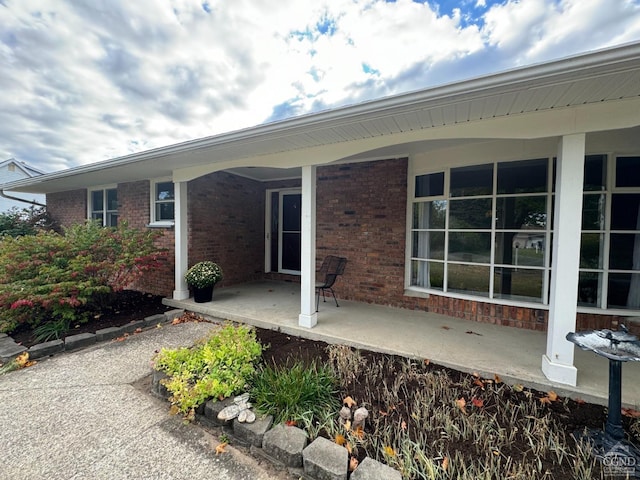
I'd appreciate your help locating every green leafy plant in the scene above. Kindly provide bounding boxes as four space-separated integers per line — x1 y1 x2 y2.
184 261 223 288
250 360 340 425
0 221 167 334
153 323 262 415
33 318 70 343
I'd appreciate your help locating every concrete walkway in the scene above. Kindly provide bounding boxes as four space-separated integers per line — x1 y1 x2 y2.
165 280 640 408
0 321 287 480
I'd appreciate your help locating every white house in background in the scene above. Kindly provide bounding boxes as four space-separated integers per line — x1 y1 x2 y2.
0 158 45 211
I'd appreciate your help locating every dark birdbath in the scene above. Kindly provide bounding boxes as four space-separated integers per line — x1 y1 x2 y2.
567 326 640 477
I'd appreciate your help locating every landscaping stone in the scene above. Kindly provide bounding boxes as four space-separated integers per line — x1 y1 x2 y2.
122 320 145 333
302 436 348 480
144 313 166 327
164 309 184 322
28 339 64 359
262 424 308 468
0 338 27 363
151 370 171 399
95 326 125 342
204 397 236 426
64 332 96 351
233 414 273 447
0 333 7 338
350 457 402 480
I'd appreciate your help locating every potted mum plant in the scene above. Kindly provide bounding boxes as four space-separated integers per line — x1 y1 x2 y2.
184 261 223 303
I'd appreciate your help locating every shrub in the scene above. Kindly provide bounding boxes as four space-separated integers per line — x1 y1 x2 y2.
153 323 263 415
250 360 340 425
0 221 166 333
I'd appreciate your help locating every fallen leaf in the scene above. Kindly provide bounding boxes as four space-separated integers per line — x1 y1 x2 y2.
441 326 451 330
401 420 407 431
472 371 481 378
285 420 297 426
346 442 353 455
378 410 389 417
172 318 181 325
335 434 347 446
471 397 484 408
424 358 430 365
442 456 449 471
134 327 143 334
494 374 502 384
574 398 586 405
547 391 558 402
215 442 228 455
473 378 485 389
465 330 482 336
15 352 36 368
455 397 467 414
344 419 352 432
169 405 180 415
343 396 357 408
539 396 552 405
353 426 365 439
383 446 396 457
513 384 524 392
349 457 359 472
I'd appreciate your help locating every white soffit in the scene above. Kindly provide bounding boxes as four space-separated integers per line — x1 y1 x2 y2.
5 42 640 194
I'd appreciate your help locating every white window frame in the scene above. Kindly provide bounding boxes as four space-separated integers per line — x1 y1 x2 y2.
88 185 118 227
149 178 175 227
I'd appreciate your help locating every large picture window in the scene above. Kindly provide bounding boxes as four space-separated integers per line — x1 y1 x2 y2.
410 158 552 304
411 154 640 312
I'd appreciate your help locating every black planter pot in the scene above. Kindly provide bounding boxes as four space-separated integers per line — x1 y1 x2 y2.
192 285 214 303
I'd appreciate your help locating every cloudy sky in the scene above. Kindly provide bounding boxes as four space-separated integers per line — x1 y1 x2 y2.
1 0 639 173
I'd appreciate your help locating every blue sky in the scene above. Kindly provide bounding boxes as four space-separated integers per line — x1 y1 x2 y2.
1 0 639 173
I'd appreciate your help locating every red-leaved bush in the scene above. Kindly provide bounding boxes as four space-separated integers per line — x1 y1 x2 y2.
0 221 167 334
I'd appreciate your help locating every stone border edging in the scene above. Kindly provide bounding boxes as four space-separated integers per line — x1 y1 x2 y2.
151 371 401 480
0 309 185 364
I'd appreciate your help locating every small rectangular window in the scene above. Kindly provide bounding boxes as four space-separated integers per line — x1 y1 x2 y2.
154 181 175 222
415 172 444 197
497 158 548 194
450 164 493 197
616 157 640 188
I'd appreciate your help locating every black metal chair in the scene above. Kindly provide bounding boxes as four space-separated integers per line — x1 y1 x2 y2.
316 255 347 311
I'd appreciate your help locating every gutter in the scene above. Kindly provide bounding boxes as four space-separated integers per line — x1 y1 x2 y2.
0 189 46 207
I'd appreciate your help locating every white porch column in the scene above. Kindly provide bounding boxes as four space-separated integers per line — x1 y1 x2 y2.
542 134 586 386
173 180 190 300
299 165 318 328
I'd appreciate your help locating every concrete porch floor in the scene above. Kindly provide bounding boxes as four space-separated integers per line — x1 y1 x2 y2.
163 281 640 408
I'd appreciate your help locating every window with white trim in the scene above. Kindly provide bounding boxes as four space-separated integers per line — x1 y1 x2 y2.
410 158 553 304
151 180 175 224
579 155 640 310
89 187 118 226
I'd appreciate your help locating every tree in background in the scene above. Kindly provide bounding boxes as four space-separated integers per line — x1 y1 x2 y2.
0 206 56 237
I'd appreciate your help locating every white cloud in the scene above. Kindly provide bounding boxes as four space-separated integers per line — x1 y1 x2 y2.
0 0 638 172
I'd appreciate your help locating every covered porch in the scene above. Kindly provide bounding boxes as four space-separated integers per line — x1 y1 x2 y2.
164 280 640 408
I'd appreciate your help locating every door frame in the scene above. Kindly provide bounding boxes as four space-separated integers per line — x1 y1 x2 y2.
264 188 302 274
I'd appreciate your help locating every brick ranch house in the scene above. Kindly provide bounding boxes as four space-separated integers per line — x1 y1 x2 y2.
3 43 640 387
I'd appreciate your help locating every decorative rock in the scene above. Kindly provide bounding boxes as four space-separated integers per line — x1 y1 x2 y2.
262 424 308 468
64 332 96 351
28 339 64 359
164 309 184 323
232 414 273 447
303 436 348 480
122 320 145 333
350 457 402 480
0 338 27 363
217 393 251 421
339 406 352 424
204 397 236 426
353 407 369 430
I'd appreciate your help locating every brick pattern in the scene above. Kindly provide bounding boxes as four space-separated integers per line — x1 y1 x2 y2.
46 189 87 229
316 159 408 305
188 171 265 286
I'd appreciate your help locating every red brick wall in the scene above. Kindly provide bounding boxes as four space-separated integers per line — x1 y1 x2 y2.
118 180 174 297
46 189 86 230
316 159 408 305
188 171 265 286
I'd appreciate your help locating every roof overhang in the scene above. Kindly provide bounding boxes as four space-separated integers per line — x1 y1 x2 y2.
5 42 640 194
